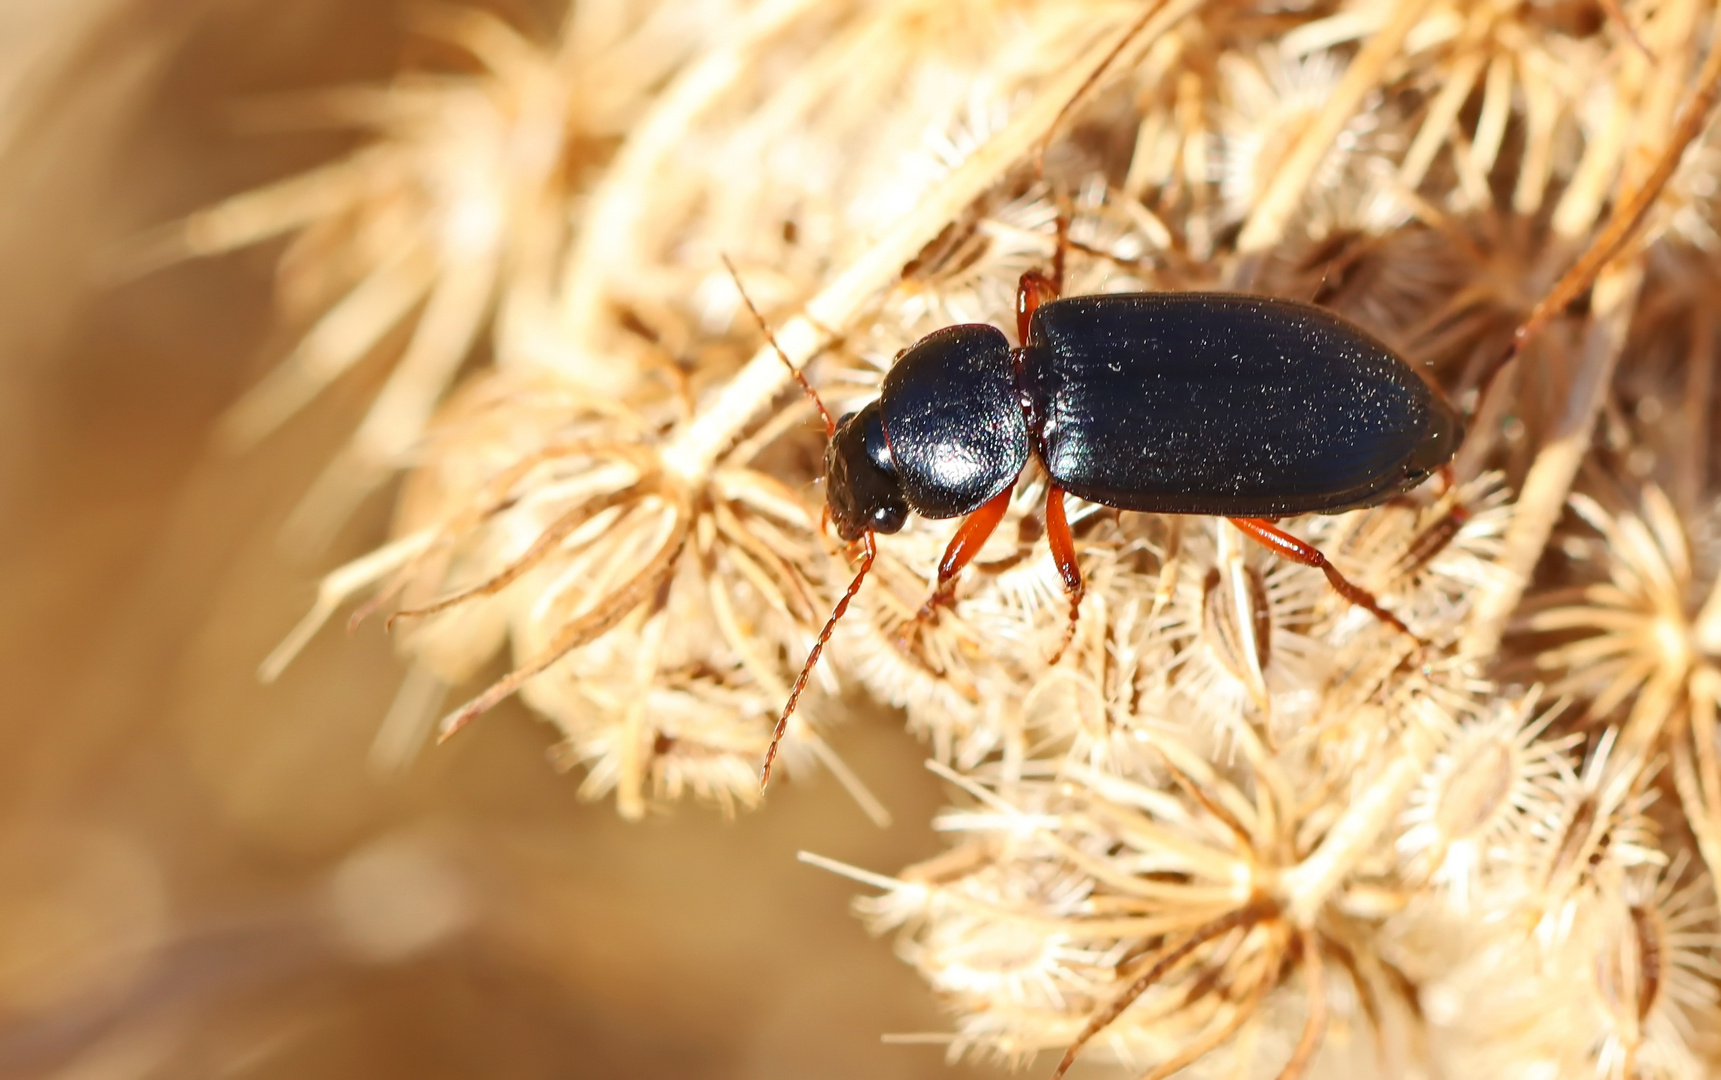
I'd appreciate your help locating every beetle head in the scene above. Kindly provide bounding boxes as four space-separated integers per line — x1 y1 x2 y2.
1401 394 1465 487
826 400 909 541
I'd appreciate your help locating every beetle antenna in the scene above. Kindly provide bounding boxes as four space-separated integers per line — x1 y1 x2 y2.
1470 33 1721 420
1034 0 1165 179
761 531 877 791
722 254 837 438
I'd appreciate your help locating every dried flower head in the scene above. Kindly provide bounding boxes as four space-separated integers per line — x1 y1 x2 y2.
167 0 1721 1074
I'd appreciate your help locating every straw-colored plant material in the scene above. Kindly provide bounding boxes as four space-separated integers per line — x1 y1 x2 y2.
157 0 1721 1074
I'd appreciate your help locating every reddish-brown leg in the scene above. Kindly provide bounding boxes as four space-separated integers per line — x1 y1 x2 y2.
1436 462 1457 496
1016 203 1070 343
916 482 1017 622
1045 484 1084 663
761 531 877 791
1396 466 1472 578
1017 270 1059 346
1228 518 1422 644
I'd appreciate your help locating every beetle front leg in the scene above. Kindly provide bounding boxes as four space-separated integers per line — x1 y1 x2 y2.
1227 517 1423 644
1045 484 1084 664
914 482 1017 623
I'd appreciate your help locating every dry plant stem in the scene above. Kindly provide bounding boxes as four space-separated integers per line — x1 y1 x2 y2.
1218 520 1270 713
1678 308 1715 514
259 528 437 682
1280 722 1438 926
616 602 671 820
114 159 360 276
1600 0 1656 58
1048 898 1274 1080
797 728 892 827
288 245 504 545
369 663 447 774
1033 0 1172 176
1458 15 1721 656
1672 718 1721 888
1462 264 1643 659
661 0 1208 485
1474 9 1721 410
1699 577 1721 654
557 0 823 383
1235 0 1434 253
1690 668 1721 844
216 247 437 449
1396 50 1484 197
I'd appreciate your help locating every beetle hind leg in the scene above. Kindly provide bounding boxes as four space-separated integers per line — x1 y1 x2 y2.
1227 517 1424 645
1045 484 1084 664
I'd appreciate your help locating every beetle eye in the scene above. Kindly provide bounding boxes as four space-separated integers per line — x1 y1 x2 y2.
870 504 908 533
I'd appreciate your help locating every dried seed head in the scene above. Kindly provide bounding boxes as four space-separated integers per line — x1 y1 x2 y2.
1399 692 1576 907
214 0 1721 1073
1585 857 1721 1080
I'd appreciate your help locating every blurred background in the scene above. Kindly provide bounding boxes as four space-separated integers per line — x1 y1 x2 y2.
0 2 1001 1076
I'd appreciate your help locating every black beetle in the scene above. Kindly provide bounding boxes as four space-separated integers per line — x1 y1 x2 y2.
745 262 1463 788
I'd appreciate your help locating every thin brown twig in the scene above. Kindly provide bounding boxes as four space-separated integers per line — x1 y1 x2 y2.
1049 898 1273 1080
387 484 644 627
1137 933 1282 1080
1275 932 1328 1080
436 498 693 741
1471 28 1721 418
1034 0 1170 178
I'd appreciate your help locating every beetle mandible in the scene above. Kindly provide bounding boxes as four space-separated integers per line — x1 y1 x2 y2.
743 253 1464 790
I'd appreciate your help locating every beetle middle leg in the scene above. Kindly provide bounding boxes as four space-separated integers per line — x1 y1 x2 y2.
1014 203 1070 344
1227 517 1422 644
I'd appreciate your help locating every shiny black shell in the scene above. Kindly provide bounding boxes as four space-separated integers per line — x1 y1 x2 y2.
1020 293 1456 516
879 324 1029 519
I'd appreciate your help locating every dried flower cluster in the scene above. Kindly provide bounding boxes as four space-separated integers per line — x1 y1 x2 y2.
162 0 1721 1075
